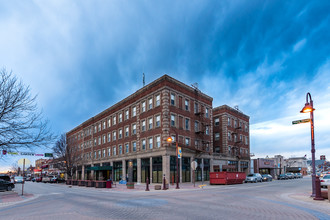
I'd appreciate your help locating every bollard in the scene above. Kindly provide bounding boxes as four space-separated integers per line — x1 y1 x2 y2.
313 176 324 200
162 175 167 190
145 177 150 191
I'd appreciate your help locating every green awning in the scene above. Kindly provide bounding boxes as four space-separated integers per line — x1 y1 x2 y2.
86 166 112 171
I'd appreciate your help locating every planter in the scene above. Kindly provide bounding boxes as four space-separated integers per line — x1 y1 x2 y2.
86 180 95 187
78 180 85 186
154 185 161 190
126 182 134 189
95 181 106 188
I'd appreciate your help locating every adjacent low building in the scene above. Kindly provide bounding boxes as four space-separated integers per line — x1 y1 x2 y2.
66 75 250 183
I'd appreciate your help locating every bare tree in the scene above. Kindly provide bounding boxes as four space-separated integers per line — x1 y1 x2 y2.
0 69 54 153
52 134 81 179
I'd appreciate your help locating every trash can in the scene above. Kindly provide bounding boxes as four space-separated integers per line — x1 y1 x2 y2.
106 180 112 188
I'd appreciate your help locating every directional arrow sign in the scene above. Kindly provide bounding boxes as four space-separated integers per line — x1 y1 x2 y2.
292 119 310 125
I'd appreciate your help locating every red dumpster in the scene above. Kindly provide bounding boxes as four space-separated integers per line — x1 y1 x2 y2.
106 181 112 188
210 172 246 185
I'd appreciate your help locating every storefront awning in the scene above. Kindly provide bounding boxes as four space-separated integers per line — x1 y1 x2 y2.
86 166 112 171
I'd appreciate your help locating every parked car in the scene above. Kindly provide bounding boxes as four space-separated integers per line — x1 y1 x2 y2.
285 173 294 179
0 179 15 191
245 173 262 183
320 174 330 188
277 174 288 180
14 176 24 184
0 174 11 182
42 176 56 183
50 176 58 183
262 174 273 182
295 173 303 178
35 177 42 182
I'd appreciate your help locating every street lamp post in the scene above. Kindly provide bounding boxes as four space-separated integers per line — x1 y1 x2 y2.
300 92 316 197
167 132 180 189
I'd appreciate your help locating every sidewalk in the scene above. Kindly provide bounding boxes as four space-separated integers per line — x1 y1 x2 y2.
0 190 34 207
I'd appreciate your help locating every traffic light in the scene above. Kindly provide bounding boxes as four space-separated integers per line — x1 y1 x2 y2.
2 150 7 155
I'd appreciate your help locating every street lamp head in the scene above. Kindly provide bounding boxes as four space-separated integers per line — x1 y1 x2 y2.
167 137 173 143
300 103 315 113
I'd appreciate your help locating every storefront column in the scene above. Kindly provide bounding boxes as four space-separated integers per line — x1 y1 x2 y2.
238 160 241 172
82 165 85 180
75 169 78 180
180 157 182 183
137 158 141 184
122 159 126 181
210 158 214 172
149 157 153 183
162 155 170 185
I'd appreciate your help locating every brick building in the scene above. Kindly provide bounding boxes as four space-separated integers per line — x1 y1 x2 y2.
67 75 250 184
212 105 250 173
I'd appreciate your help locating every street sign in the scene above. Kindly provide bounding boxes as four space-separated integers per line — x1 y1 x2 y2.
191 161 198 170
292 119 310 125
44 153 53 157
178 147 182 159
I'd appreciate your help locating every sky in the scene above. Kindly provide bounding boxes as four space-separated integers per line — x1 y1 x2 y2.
1 0 330 172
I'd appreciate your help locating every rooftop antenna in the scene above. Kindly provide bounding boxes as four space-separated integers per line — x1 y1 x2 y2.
143 73 145 87
191 83 200 93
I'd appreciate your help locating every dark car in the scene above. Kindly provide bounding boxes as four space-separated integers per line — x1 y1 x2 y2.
277 174 287 180
0 174 11 182
35 177 42 182
0 179 15 191
262 174 273 182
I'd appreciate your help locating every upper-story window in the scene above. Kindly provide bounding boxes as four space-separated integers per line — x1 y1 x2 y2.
103 135 106 144
142 101 146 112
125 110 129 120
205 108 209 118
156 94 160 106
132 124 137 135
142 139 146 150
245 136 248 145
194 121 199 132
215 118 219 126
103 121 106 130
227 117 231 126
94 126 97 134
245 124 248 132
148 137 153 149
171 114 175 126
185 138 190 146
185 99 189 111
125 143 129 153
119 145 122 154
205 126 209 135
103 149 106 158
142 120 146 131
113 115 117 125
185 118 190 130
108 148 111 157
108 133 111 142
132 106 136 117
228 132 231 140
156 115 161 127
171 94 175 106
113 131 117 141
119 129 122 139
98 124 101 132
132 141 137 152
148 118 153 129
148 98 153 110
113 146 117 156
156 136 161 148
119 113 123 123
194 102 198 113
215 133 220 140
234 120 237 128
125 127 129 137
108 119 111 128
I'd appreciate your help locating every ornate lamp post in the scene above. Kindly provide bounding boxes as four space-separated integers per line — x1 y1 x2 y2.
167 131 180 189
300 92 316 197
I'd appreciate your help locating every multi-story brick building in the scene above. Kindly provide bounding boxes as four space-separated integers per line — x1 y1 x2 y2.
212 105 250 173
67 75 250 184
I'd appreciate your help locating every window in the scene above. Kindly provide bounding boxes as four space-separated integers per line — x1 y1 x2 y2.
94 151 97 159
98 150 101 158
185 99 189 111
156 136 161 148
245 136 248 145
103 149 106 158
215 118 219 126
148 118 153 129
98 124 101 132
234 120 237 128
228 146 231 155
142 139 146 150
228 117 231 126
148 98 153 110
132 141 136 152
194 121 199 132
245 124 248 132
125 143 129 153
103 121 106 130
195 139 199 147
98 137 101 145
119 113 123 123
108 119 111 127
125 110 129 120
108 148 111 157
215 133 220 141
132 124 137 135
228 132 231 140
113 116 116 125
185 118 190 130
103 135 106 144
240 134 242 141
234 134 237 142
94 126 97 133
205 108 209 118
142 120 146 131
142 101 146 112
132 106 136 117
194 102 198 113
108 133 111 142
156 115 161 127
156 94 160 106
171 94 175 105
148 137 153 149
113 146 116 156
205 126 209 135
214 146 220 153
119 129 122 139
119 145 122 154
185 138 190 146
171 114 175 126
125 127 129 137
113 131 117 141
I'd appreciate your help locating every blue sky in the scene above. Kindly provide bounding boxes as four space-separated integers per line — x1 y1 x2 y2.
1 0 330 171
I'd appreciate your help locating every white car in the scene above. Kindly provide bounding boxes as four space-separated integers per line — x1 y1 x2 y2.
320 174 330 188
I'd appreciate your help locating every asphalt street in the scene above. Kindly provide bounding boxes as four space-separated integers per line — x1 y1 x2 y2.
0 177 329 220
